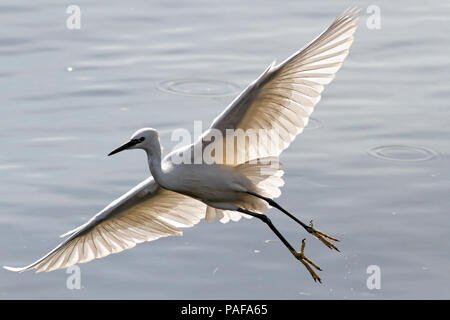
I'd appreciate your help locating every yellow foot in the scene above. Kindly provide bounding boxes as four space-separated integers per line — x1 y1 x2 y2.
307 220 340 252
292 239 322 283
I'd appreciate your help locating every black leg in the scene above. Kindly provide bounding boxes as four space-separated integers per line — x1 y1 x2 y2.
246 191 310 230
237 207 322 283
246 191 340 251
237 208 295 252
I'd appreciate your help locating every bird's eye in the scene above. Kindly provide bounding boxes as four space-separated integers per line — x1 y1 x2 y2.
139 137 145 142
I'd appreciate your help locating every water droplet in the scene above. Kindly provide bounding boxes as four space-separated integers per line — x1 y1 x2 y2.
367 145 437 162
254 249 260 254
157 79 241 97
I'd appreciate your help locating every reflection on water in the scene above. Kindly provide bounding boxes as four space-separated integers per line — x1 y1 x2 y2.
1 0 450 299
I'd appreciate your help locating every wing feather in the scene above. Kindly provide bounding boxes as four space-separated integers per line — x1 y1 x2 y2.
4 177 205 273
198 8 359 165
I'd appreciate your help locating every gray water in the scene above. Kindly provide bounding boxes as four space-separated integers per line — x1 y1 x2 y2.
1 0 449 299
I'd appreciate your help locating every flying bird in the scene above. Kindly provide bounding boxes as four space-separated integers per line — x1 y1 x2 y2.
4 9 359 282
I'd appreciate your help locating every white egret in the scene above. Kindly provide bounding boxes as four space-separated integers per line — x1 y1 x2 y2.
4 9 359 282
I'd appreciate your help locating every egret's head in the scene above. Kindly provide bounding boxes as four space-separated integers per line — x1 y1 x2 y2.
108 128 160 156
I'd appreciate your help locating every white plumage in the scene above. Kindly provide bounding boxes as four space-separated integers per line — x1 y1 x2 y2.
4 9 359 275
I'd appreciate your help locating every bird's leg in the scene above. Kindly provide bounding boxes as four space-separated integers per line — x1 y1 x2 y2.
295 239 322 283
237 208 322 283
246 191 340 251
307 220 340 251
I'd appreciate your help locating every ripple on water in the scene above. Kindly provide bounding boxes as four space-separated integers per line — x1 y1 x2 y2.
367 145 437 162
157 79 241 97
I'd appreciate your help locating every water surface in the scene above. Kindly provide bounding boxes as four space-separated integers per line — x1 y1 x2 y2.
1 0 449 299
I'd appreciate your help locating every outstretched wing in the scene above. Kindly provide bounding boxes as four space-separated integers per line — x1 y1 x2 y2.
4 178 206 273
197 8 359 165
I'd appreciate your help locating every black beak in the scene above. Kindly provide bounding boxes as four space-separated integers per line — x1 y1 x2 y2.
108 139 139 156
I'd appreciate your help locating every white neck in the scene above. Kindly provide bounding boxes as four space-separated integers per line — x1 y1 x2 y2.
144 142 165 186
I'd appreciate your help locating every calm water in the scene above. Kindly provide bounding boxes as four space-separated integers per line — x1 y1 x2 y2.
1 0 449 299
